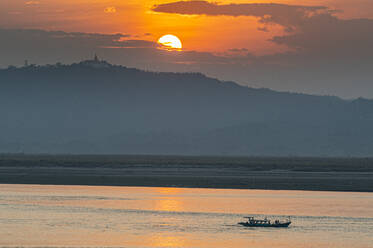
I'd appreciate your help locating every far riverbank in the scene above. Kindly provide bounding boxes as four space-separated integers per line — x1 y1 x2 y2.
1 155 372 192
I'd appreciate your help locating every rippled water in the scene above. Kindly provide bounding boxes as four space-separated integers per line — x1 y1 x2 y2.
0 184 372 248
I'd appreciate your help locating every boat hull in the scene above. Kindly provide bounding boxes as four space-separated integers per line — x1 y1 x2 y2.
238 221 291 228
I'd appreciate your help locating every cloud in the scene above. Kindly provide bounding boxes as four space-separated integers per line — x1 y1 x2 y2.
8 11 22 15
104 7 116 13
0 29 147 48
270 16 373 59
0 29 156 66
228 48 249 53
25 1 40 5
152 1 331 31
105 39 158 49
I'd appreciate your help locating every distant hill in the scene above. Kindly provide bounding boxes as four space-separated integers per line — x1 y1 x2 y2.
1 59 373 156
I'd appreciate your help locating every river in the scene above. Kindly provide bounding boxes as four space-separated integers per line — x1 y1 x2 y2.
0 184 372 248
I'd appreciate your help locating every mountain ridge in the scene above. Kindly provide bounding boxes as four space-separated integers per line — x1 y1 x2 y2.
1 59 372 156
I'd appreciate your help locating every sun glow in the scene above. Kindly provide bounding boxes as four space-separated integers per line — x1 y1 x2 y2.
158 34 182 50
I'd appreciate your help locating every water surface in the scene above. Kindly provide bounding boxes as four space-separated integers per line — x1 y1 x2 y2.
0 184 372 248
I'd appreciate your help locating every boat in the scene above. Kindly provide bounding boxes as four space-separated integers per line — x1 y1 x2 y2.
238 216 291 228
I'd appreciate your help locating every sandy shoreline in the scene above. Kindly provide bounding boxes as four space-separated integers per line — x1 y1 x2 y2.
1 155 373 192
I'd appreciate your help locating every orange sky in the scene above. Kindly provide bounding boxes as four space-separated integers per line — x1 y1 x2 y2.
1 0 373 54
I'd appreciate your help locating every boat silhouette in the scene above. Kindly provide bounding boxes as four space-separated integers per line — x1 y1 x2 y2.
238 216 291 228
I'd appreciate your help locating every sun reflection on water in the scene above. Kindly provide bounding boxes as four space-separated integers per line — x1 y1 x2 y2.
153 187 184 212
148 234 187 248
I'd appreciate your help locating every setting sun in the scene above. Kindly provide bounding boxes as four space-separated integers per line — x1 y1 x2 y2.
158 34 182 50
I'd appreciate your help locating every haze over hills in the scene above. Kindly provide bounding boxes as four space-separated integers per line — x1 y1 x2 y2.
1 58 373 156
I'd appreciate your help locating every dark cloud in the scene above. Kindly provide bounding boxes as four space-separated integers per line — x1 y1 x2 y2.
257 26 269 32
228 48 249 53
270 16 373 59
152 1 331 30
0 29 131 48
0 29 158 65
104 39 158 48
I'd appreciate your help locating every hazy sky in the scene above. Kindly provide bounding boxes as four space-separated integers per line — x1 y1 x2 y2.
1 0 373 98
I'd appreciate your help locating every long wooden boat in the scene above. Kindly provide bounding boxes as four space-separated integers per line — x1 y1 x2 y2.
238 216 291 228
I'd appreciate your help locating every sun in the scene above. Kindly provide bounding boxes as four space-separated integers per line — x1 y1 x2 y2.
158 34 182 50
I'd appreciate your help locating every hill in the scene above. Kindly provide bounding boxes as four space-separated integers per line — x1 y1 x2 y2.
1 59 373 156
